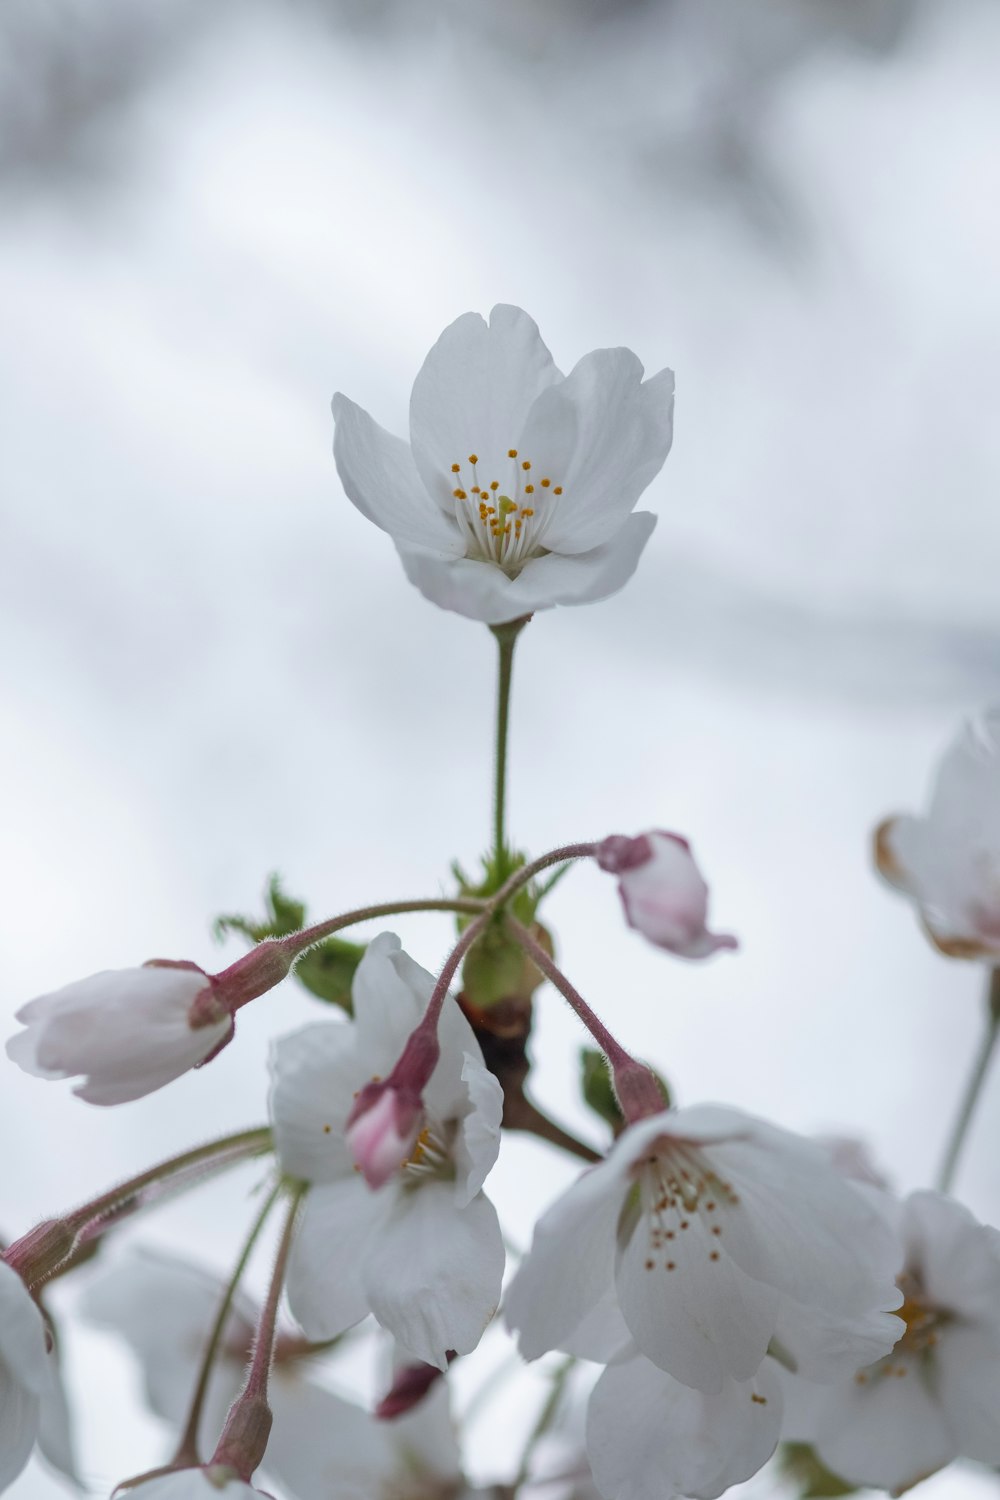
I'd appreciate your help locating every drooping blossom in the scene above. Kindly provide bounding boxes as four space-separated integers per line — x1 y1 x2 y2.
269 932 504 1368
782 1191 1000 1493
332 305 674 624
83 1248 471 1500
595 833 737 960
506 1104 903 1396
6 965 232 1105
875 706 1000 958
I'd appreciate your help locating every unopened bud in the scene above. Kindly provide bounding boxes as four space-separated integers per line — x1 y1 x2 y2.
596 831 738 960
346 1082 424 1189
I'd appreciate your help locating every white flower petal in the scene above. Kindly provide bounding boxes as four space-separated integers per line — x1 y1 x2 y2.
268 1022 360 1183
452 1053 504 1207
557 1286 633 1364
772 1295 903 1384
266 1378 395 1500
362 1183 503 1368
0 1261 50 1395
506 1157 626 1361
616 1196 779 1393
0 1373 40 1495
7 967 227 1106
903 1191 1000 1323
935 1322 1000 1462
286 1178 389 1339
409 305 561 502
586 1354 781 1500
350 934 427 1068
526 353 674 555
129 1473 264 1498
333 393 461 553
811 1358 956 1493
396 511 656 624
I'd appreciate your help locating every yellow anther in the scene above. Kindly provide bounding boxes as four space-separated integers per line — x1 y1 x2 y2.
521 507 534 517
507 448 518 458
553 486 563 495
521 460 531 470
490 480 499 491
524 484 534 494
540 477 551 487
453 489 467 499
471 485 481 494
451 463 461 473
468 453 479 465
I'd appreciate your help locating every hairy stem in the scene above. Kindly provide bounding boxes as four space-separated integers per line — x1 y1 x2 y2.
936 967 1000 1194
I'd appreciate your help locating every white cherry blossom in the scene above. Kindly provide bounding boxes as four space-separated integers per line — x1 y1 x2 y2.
0 1259 62 1494
783 1191 1000 1493
124 1471 265 1499
595 833 737 960
6 965 231 1105
333 305 674 624
876 705 1000 958
83 1247 468 1500
506 1105 903 1396
269 932 505 1368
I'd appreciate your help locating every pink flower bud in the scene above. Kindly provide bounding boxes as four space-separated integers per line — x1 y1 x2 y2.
596 831 738 960
346 1082 424 1189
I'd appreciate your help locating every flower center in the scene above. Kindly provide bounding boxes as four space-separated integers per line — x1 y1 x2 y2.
630 1140 742 1274
400 1119 454 1188
854 1269 950 1385
449 450 564 573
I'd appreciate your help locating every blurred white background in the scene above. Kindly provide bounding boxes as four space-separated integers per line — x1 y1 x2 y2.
2 0 1000 1495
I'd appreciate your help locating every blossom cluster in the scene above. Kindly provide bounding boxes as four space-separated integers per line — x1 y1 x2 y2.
3 307 999 1500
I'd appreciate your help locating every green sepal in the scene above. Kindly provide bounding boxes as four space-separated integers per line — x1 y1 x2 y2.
778 1443 858 1498
580 1047 671 1134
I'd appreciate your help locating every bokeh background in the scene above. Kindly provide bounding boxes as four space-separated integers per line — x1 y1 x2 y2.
2 0 1000 1495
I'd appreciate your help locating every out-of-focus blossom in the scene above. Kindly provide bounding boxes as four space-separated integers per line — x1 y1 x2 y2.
595 833 737 960
333 305 673 624
506 1104 902 1395
6 965 232 1105
269 932 504 1368
586 1351 782 1500
784 1191 1000 1493
0 1260 51 1493
875 707 1000 958
83 1248 471 1500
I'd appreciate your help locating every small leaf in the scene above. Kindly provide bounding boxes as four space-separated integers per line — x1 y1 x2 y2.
293 938 364 1013
778 1443 858 1498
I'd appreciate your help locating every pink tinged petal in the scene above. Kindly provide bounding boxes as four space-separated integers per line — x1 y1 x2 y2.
614 833 738 960
811 1356 956 1493
347 1086 423 1190
268 1021 364 1183
452 1053 503 1208
286 1177 389 1340
332 393 461 554
505 1156 627 1361
6 967 227 1105
616 1193 779 1394
408 305 562 503
526 354 674 556
362 1183 503 1369
586 1355 781 1500
396 511 656 626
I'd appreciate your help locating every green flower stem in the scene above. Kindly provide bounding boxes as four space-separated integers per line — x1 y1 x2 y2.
513 1355 576 1490
490 616 531 865
174 1179 283 1467
936 967 1000 1194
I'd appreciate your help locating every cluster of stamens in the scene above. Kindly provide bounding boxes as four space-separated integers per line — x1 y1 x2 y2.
401 1120 453 1186
855 1270 948 1384
449 450 564 571
636 1144 741 1273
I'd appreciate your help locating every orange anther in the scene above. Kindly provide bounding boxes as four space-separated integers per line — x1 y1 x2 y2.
524 484 534 494
553 486 563 494
451 463 461 473
468 454 479 465
540 477 551 487
521 460 531 470
507 448 518 458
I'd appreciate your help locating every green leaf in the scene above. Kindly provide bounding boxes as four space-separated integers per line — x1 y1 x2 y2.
778 1444 858 1498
